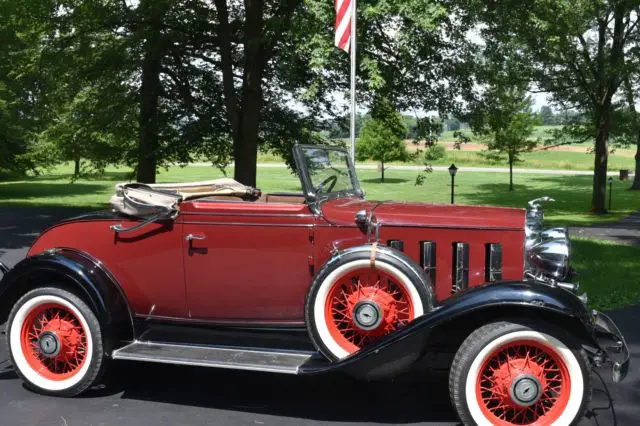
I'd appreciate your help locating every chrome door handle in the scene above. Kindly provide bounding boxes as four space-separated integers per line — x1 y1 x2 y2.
185 233 206 242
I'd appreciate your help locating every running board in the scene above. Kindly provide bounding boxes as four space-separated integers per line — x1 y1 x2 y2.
112 341 315 374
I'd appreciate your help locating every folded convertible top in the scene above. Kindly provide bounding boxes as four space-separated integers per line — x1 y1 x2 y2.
110 178 260 220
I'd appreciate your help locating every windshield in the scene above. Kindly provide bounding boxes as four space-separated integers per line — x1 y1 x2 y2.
294 145 361 198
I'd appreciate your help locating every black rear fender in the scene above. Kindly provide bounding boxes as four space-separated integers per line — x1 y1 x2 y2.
0 249 134 353
300 281 596 379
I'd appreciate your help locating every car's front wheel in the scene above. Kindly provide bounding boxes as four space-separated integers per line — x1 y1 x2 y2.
7 287 106 396
449 321 591 426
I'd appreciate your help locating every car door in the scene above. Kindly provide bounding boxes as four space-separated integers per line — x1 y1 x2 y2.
180 200 318 324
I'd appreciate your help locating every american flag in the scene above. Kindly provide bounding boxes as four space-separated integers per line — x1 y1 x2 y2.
334 0 353 53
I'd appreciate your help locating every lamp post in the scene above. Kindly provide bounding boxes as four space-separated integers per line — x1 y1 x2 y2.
608 176 613 211
449 164 458 204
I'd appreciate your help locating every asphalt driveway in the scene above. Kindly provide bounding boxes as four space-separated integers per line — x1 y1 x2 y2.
0 208 637 426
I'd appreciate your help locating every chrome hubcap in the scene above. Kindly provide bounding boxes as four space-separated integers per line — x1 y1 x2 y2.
510 375 542 407
353 301 383 331
38 331 61 358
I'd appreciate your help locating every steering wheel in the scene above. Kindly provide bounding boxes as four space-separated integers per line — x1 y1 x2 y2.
314 175 338 194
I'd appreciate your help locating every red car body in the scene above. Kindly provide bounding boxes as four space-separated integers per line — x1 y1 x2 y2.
28 198 525 323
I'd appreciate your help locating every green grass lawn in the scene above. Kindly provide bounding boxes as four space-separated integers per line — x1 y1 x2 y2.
572 238 640 311
1 164 639 226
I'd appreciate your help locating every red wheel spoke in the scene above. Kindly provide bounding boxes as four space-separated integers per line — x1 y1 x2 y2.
325 267 416 355
20 301 88 382
476 340 571 425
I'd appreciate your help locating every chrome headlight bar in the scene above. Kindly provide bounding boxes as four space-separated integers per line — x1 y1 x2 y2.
525 197 573 284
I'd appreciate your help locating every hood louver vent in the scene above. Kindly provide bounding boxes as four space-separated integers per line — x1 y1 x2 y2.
453 243 469 294
420 242 437 285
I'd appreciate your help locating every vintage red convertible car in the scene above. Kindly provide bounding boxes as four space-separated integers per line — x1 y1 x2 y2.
0 145 629 425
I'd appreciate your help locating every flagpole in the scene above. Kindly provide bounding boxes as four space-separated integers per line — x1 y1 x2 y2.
350 0 357 163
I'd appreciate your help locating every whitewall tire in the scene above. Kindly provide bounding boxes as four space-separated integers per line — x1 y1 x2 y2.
449 321 591 426
305 247 434 360
7 287 106 396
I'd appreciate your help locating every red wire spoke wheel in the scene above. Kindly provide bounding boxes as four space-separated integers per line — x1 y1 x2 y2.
306 249 433 361
449 321 590 426
324 267 415 354
20 302 89 381
476 340 570 425
8 287 106 396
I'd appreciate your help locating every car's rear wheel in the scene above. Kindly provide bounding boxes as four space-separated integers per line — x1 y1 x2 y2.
306 247 433 360
449 321 591 426
7 287 106 397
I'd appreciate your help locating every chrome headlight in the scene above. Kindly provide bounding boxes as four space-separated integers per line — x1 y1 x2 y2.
526 238 571 280
541 227 569 241
525 197 554 249
524 197 573 282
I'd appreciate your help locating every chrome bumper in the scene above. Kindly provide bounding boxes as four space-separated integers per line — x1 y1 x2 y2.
592 311 630 383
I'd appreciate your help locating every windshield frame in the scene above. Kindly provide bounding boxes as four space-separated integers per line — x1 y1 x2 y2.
293 144 364 207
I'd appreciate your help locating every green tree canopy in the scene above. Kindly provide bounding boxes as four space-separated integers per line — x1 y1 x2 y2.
0 0 482 187
357 100 409 182
470 0 640 212
470 87 540 191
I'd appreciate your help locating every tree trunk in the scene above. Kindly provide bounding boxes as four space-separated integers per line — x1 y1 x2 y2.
592 111 610 214
381 160 385 182
509 153 514 191
622 77 640 190
633 142 640 190
136 1 166 184
73 158 80 177
232 0 265 188
213 0 239 139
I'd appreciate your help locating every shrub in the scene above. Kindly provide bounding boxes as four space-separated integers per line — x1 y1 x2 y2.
424 144 446 161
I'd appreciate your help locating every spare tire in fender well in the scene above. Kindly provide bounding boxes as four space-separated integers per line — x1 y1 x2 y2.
0 248 135 353
305 244 437 362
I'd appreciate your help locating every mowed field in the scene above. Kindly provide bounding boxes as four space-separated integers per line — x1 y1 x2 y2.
259 126 638 171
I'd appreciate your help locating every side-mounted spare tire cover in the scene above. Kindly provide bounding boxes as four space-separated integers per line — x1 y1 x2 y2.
305 244 436 361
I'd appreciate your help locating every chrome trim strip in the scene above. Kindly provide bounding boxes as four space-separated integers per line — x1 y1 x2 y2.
316 224 522 231
0 261 9 276
112 341 314 374
135 314 306 328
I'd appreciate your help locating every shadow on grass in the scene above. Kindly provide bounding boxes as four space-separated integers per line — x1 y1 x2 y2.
362 177 410 184
462 175 639 225
25 170 133 182
0 182 107 200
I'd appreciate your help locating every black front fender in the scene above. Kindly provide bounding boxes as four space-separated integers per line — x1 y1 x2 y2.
300 281 595 379
0 249 135 352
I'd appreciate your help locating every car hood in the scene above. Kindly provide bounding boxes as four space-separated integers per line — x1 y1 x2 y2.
320 198 525 230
